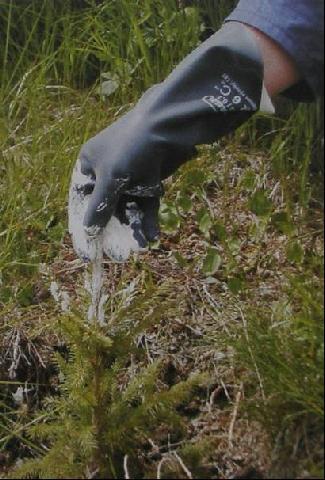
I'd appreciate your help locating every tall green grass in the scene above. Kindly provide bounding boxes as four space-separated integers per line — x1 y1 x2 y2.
232 274 324 477
0 0 201 304
240 102 324 209
196 0 237 30
0 0 201 94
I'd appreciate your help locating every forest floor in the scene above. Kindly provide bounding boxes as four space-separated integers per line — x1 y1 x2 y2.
1 136 323 478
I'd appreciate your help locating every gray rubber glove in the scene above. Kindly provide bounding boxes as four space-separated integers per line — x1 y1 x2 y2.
77 22 266 247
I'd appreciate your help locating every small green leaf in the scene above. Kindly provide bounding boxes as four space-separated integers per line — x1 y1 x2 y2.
286 241 304 264
196 208 212 236
184 169 206 187
176 192 192 213
212 221 227 242
96 72 120 97
228 238 241 255
240 169 256 191
228 276 245 294
159 204 180 233
271 212 295 235
97 79 119 97
248 190 273 217
202 248 222 276
184 6 197 17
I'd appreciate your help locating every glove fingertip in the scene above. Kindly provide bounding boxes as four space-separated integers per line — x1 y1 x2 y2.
84 200 113 234
143 222 160 242
137 197 160 243
83 175 130 234
83 188 115 235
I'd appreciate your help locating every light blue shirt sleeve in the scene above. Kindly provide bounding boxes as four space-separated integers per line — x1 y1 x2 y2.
226 0 324 101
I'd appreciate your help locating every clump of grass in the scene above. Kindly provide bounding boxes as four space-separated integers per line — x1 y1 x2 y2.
268 102 323 208
231 273 324 478
0 0 201 94
238 100 324 209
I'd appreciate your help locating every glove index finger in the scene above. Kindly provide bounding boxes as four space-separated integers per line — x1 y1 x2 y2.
83 175 129 236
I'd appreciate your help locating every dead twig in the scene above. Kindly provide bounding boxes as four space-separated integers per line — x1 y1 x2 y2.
157 457 169 479
123 454 130 479
174 451 193 479
228 383 243 450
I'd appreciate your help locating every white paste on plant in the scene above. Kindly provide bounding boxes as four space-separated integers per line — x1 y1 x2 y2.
12 385 33 406
60 291 71 313
68 160 146 263
68 160 149 326
86 243 106 325
12 387 24 406
50 281 71 313
50 281 60 303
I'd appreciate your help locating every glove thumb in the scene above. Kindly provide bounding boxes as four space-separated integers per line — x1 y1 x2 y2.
83 175 129 235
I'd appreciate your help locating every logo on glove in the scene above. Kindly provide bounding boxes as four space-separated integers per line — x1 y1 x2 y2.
202 73 256 113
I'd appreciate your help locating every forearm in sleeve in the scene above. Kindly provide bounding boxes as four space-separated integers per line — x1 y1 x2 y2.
226 0 324 101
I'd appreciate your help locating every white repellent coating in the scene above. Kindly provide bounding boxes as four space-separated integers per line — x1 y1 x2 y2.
68 160 146 263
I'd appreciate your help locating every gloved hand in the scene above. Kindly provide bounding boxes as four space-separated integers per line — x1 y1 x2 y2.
72 22 273 259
